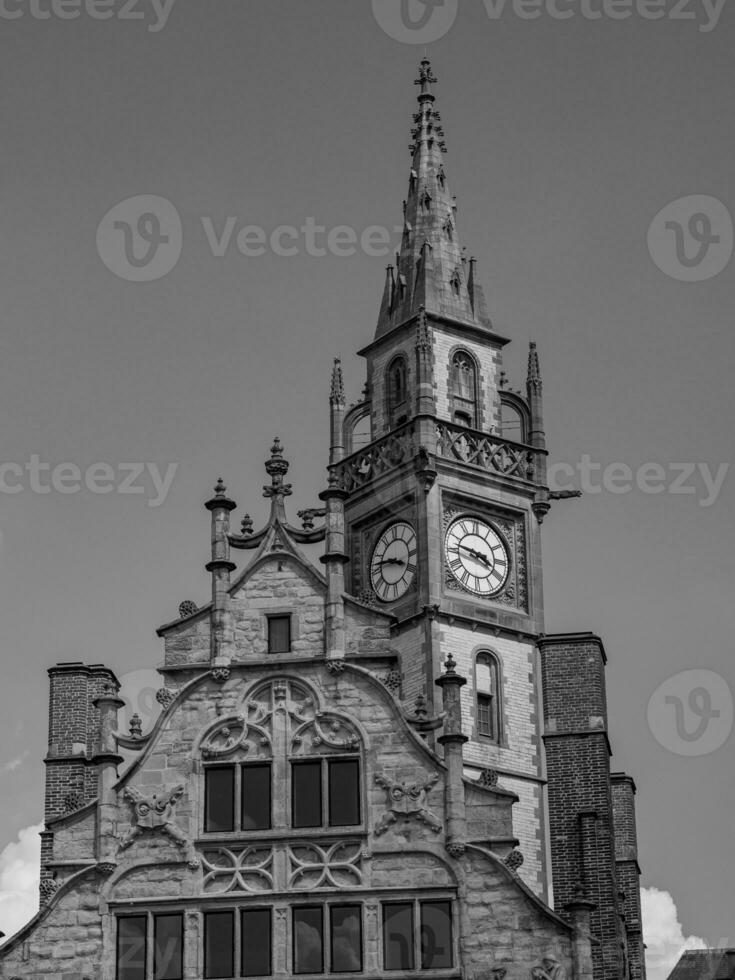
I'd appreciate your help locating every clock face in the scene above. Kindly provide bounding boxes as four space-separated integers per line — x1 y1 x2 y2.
445 516 510 597
370 521 417 602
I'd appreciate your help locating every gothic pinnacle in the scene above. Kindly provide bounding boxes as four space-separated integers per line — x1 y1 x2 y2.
330 358 345 407
374 59 492 339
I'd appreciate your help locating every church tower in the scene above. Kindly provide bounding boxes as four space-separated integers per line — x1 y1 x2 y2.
330 59 552 898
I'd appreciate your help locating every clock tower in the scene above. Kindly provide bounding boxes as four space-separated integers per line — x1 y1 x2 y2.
328 58 552 899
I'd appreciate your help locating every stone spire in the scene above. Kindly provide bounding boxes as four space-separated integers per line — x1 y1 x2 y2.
375 58 492 339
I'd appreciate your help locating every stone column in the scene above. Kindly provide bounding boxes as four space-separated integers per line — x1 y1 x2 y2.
204 479 237 665
91 687 125 868
319 473 349 660
435 654 468 856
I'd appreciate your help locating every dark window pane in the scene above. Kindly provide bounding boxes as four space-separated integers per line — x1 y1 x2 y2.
204 911 234 979
117 916 146 980
331 905 362 973
477 694 494 739
292 761 322 828
268 615 291 654
420 901 452 969
242 764 271 831
293 907 323 975
242 908 272 977
328 759 360 827
383 903 414 971
153 914 183 980
205 767 235 833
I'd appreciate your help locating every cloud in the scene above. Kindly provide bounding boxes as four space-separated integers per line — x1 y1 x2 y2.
643 887 710 980
0 823 42 945
2 751 29 773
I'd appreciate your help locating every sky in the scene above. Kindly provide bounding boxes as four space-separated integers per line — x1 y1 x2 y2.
0 0 733 972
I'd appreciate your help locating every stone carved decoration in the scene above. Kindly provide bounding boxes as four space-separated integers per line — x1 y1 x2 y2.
331 423 416 494
96 862 117 876
178 600 198 619
63 791 84 813
129 713 143 738
155 687 176 709
292 711 360 753
201 711 272 760
120 785 197 867
477 768 499 788
446 842 466 858
468 969 507 980
201 846 273 894
532 957 568 980
505 849 524 871
287 841 363 890
374 771 442 835
356 587 378 607
326 660 347 675
39 877 58 903
381 669 402 696
211 666 231 684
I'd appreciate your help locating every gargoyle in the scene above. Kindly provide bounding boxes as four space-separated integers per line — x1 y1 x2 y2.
374 771 442 835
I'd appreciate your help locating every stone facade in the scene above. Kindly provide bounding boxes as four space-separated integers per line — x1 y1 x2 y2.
0 57 645 980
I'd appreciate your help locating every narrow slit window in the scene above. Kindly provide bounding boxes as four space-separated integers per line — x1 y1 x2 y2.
383 902 414 971
117 915 147 980
293 906 324 975
292 760 322 828
204 766 235 833
331 905 362 973
242 908 272 977
268 615 291 654
204 911 234 979
328 759 360 827
476 653 501 742
242 763 271 831
420 900 453 969
153 914 183 980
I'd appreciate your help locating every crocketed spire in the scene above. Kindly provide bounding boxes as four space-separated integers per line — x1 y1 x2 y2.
375 59 491 338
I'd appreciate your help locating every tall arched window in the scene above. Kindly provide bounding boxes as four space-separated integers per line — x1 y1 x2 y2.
387 356 409 427
475 652 501 742
450 351 477 428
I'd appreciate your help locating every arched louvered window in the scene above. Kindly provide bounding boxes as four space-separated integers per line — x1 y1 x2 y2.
450 351 477 427
387 356 409 427
475 652 501 742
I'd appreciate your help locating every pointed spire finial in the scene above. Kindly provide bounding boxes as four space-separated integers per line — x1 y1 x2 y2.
330 358 345 406
214 477 226 496
414 57 438 99
527 341 542 391
264 438 292 501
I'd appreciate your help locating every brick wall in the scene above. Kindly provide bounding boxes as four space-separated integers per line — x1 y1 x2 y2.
612 774 646 980
539 634 625 980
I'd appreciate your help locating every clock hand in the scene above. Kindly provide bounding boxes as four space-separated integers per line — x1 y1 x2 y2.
381 557 406 566
458 544 492 568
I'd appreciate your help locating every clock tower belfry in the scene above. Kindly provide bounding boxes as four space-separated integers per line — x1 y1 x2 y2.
328 59 553 898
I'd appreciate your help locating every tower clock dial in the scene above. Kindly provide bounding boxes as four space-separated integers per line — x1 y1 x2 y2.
370 521 417 602
445 516 510 597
